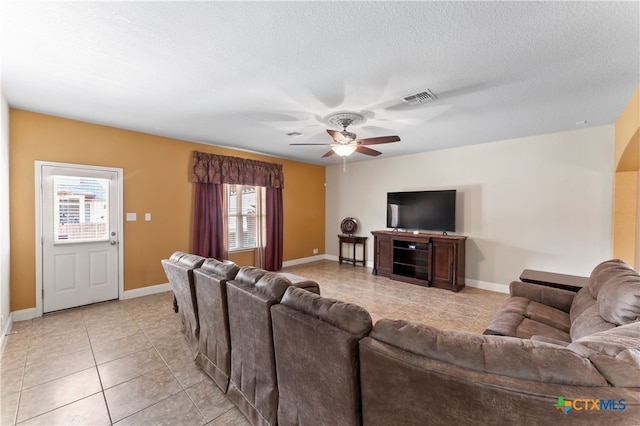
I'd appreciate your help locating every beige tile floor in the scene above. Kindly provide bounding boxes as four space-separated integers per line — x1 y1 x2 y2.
1 260 509 426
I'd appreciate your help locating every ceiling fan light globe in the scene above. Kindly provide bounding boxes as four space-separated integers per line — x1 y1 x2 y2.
331 144 357 157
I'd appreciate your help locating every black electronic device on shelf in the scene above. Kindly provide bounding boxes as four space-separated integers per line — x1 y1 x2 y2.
386 189 456 233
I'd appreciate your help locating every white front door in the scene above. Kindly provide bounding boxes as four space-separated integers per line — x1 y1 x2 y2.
40 163 121 313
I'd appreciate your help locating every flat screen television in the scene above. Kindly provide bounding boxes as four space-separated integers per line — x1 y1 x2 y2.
386 190 456 232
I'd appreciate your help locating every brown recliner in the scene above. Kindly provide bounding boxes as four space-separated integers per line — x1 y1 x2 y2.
271 287 372 426
160 251 206 356
193 258 240 392
226 267 320 426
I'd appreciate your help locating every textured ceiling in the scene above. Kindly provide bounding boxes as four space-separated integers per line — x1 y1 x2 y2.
1 1 639 165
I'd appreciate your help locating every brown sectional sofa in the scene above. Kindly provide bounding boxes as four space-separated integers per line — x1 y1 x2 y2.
192 258 240 391
162 255 640 425
226 268 321 425
160 251 206 355
272 286 373 426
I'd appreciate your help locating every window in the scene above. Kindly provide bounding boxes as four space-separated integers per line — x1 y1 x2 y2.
227 184 261 251
53 176 109 242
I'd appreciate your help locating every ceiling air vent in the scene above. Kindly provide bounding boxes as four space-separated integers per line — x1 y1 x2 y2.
403 89 437 105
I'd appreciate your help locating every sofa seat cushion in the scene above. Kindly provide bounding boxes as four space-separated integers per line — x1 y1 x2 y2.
484 297 571 342
371 319 607 386
499 297 571 332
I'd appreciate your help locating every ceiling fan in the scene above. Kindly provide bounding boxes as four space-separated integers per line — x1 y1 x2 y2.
290 112 400 158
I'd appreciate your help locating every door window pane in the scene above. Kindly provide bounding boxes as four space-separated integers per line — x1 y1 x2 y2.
53 176 109 242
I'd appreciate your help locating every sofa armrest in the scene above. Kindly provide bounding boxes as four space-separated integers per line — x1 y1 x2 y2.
509 280 575 313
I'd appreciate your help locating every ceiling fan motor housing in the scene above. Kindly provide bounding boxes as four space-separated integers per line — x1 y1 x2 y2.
326 112 364 129
340 130 357 142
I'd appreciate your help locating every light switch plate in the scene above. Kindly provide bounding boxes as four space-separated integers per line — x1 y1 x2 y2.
145 213 151 221
126 212 137 221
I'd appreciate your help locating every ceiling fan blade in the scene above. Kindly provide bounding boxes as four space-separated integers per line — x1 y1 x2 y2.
327 129 347 143
289 143 331 146
322 150 335 158
356 135 401 145
356 146 382 156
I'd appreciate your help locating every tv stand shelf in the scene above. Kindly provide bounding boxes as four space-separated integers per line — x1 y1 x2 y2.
372 230 467 292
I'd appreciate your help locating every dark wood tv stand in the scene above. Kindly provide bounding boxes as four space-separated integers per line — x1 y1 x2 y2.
371 230 467 292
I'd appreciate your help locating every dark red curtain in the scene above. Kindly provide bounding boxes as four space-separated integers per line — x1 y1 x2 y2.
193 182 226 259
265 187 283 271
192 151 284 267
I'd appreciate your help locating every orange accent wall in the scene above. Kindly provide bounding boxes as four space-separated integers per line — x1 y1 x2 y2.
612 171 638 264
613 87 640 267
615 88 640 172
228 250 257 267
9 109 325 311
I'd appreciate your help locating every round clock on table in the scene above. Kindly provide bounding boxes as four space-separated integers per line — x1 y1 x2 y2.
340 217 358 235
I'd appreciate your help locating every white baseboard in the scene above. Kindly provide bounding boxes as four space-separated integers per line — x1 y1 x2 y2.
283 254 376 269
11 307 39 322
7 284 172 325
282 254 328 267
465 278 509 294
283 255 508 294
122 283 171 300
0 312 13 355
324 254 338 263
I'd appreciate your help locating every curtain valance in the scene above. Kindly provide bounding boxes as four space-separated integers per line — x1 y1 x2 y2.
192 151 284 188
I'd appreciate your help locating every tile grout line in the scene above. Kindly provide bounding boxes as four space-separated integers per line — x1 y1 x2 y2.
137 302 210 425
115 298 209 425
14 312 100 425
82 306 115 426
10 329 28 426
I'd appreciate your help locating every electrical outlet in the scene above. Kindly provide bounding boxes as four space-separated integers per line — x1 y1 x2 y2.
313 248 319 254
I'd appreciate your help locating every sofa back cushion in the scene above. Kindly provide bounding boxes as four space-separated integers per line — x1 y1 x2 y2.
161 251 206 355
233 265 267 286
370 319 607 386
200 258 239 280
570 289 616 341
568 322 640 387
271 287 372 426
255 272 292 300
226 272 282 425
586 259 637 299
570 258 639 340
597 279 640 326
169 251 206 269
192 260 239 392
280 286 371 336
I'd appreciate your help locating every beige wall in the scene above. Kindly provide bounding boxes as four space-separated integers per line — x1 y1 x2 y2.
9 109 325 311
325 126 615 291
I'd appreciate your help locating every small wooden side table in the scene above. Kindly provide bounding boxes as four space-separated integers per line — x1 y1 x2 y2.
338 235 367 266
